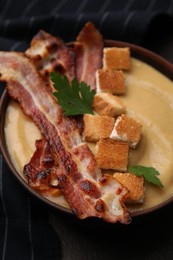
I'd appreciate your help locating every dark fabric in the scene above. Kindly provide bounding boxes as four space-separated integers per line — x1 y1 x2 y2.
0 0 173 47
1 1 173 259
0 155 61 260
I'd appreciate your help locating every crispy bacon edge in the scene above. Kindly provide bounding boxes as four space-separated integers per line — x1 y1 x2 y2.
24 138 61 195
0 51 131 224
25 30 75 83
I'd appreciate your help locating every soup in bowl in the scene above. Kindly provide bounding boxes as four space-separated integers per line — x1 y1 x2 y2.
1 35 173 223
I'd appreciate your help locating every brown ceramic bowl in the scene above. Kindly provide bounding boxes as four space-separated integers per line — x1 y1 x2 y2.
1 40 173 223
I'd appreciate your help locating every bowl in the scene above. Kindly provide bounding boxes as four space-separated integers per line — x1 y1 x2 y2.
1 40 173 223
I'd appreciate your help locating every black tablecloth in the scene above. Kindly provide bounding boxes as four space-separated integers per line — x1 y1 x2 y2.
1 1 173 259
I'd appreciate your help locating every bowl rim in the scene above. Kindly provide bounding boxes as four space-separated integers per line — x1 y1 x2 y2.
1 39 173 221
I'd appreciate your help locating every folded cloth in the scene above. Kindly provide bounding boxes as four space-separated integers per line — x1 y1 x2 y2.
0 1 173 259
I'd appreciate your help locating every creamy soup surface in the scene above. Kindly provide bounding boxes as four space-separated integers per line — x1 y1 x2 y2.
4 58 173 213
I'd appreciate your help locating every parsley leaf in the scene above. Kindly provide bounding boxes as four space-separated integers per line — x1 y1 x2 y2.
51 72 96 116
129 165 164 188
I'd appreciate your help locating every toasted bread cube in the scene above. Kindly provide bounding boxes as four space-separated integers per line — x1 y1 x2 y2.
110 114 142 148
93 92 126 117
83 114 115 142
114 172 144 203
96 139 129 171
96 69 126 94
103 47 130 70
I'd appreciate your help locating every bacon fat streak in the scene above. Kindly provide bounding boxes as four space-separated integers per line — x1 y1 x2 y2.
74 22 104 90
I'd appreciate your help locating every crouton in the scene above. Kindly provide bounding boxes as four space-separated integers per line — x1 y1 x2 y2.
114 172 144 203
110 114 142 148
95 139 129 171
103 47 130 70
93 92 126 117
96 69 126 94
83 114 115 142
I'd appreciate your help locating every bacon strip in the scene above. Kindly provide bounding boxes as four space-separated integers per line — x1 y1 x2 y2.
0 52 130 223
25 30 75 82
74 22 104 90
24 138 60 195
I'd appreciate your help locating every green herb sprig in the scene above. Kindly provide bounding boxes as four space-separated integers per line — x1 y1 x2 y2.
51 72 95 116
129 165 163 188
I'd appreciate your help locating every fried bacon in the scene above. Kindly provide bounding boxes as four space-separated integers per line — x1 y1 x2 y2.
74 22 104 90
25 30 75 82
24 138 60 195
0 51 130 223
